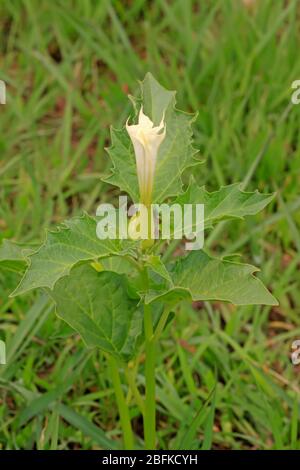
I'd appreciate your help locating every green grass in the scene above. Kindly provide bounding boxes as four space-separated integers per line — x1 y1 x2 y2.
0 0 300 450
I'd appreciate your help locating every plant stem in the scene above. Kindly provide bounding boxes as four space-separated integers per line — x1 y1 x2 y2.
108 355 134 450
143 302 156 449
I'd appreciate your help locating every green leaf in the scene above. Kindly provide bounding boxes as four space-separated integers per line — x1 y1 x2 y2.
177 385 216 450
11 213 136 297
104 126 140 203
141 73 175 126
145 255 172 283
0 340 6 365
201 386 217 450
0 239 36 261
49 264 143 361
97 255 134 275
57 403 118 449
0 239 38 274
103 73 200 203
176 179 275 229
95 255 142 300
145 250 278 306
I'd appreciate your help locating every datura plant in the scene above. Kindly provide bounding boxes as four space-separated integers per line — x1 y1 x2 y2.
1 73 278 450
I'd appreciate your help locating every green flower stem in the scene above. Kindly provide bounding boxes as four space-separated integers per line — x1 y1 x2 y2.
108 355 134 450
143 302 156 449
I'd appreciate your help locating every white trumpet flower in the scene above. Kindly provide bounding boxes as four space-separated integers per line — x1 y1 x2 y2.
126 107 166 206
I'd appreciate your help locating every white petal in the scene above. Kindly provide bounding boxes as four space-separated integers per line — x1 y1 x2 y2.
138 107 154 129
126 109 166 203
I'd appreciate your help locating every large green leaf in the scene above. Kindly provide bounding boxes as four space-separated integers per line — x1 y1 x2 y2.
0 240 38 275
104 126 139 203
49 264 143 361
145 251 278 306
144 255 173 283
103 73 200 203
175 179 275 229
0 239 36 261
11 213 136 296
97 255 134 275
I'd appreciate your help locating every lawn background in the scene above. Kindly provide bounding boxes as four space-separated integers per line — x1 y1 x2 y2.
0 0 300 450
